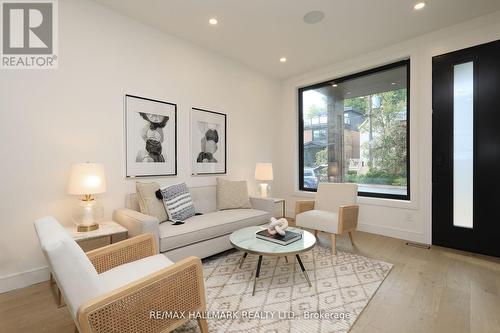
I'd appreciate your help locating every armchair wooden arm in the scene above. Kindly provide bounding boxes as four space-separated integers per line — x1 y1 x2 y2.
295 200 315 215
77 256 208 333
86 234 158 274
338 205 359 234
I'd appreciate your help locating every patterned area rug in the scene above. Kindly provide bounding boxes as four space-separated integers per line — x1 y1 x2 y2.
175 246 392 333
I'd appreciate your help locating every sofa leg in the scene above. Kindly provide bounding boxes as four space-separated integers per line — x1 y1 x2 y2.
198 317 209 333
330 234 337 255
348 231 354 246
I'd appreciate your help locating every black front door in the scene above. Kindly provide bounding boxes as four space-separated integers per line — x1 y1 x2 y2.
432 39 500 257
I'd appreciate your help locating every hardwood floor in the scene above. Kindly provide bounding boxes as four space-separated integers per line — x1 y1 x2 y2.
1 231 499 333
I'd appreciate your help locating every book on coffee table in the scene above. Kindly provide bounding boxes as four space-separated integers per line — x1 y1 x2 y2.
255 229 302 246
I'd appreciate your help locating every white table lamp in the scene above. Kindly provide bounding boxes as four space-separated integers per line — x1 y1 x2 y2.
67 163 107 232
255 162 273 198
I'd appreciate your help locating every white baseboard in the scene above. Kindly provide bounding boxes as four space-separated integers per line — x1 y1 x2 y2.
287 208 428 244
0 266 49 294
356 222 427 244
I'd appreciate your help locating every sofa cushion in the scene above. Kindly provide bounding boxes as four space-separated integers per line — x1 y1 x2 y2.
126 186 218 214
189 186 217 213
159 209 270 252
99 254 173 292
216 178 252 210
295 209 339 234
136 182 169 223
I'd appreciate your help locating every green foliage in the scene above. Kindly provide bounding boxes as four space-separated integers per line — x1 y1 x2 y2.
345 170 407 186
344 96 368 115
315 148 327 166
313 148 328 182
368 89 407 176
305 103 327 119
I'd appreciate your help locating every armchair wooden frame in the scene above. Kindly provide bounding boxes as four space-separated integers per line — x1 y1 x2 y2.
295 200 359 255
77 234 208 333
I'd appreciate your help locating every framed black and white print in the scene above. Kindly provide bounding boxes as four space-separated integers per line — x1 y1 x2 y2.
191 107 227 175
125 94 177 177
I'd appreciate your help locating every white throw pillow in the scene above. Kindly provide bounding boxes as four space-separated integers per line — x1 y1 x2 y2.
136 182 169 223
217 178 252 210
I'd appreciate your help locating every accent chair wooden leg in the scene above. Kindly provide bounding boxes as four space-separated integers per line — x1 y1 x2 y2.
331 233 337 255
197 317 209 333
348 231 355 246
50 273 64 308
314 230 318 237
57 286 62 307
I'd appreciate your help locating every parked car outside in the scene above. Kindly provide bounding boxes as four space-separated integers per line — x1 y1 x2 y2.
303 167 318 189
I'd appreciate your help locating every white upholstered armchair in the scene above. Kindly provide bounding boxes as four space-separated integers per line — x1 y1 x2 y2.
34 217 208 333
295 183 359 255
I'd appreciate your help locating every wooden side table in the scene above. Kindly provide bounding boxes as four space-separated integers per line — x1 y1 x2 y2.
50 221 128 307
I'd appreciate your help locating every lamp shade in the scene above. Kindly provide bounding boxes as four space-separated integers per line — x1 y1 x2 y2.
255 163 273 181
67 163 107 195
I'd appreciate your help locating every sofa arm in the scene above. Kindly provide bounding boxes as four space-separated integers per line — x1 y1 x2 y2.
249 196 276 215
77 256 207 333
113 208 160 248
295 200 315 216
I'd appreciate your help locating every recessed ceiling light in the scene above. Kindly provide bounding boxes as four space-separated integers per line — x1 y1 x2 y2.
208 18 218 25
303 10 325 24
332 84 338 87
346 92 351 95
414 2 426 10
391 82 396 85
280 57 287 63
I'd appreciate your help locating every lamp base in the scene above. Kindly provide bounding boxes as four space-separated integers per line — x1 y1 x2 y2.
73 197 103 232
259 183 269 198
77 223 99 232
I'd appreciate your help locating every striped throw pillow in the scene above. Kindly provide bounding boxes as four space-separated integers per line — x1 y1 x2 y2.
160 183 196 222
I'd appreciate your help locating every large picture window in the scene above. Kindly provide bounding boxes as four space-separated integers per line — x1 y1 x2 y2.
298 60 410 200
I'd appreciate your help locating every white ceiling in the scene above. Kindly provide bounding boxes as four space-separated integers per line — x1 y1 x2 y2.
94 0 500 79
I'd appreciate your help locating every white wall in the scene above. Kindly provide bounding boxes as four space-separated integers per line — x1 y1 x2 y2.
0 0 280 292
274 11 500 245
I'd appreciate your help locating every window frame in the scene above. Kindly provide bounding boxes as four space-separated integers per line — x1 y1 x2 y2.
298 59 411 200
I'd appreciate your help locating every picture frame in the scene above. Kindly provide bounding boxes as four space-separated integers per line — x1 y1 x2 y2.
125 94 177 177
191 107 227 175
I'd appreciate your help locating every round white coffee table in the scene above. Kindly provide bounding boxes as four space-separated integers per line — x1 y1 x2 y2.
230 226 316 295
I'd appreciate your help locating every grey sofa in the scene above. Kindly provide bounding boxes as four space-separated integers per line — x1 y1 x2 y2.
113 185 274 261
